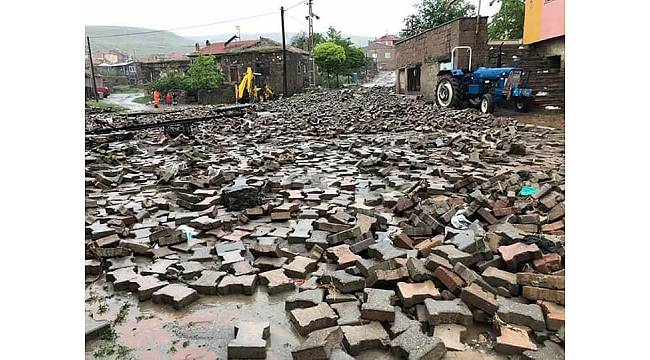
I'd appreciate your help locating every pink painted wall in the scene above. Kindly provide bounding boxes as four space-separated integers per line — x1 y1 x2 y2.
540 0 565 40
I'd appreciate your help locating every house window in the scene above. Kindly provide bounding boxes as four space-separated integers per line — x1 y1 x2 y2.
128 65 136 73
384 52 391 59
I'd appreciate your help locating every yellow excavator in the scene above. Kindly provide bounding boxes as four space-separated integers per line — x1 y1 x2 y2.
234 67 273 103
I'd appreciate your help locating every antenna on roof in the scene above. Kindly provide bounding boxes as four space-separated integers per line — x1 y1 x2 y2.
224 34 239 47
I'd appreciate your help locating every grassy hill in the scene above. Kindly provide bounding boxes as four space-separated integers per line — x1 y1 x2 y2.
85 26 195 57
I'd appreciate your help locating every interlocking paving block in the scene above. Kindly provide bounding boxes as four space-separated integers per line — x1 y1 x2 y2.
215 240 246 256
406 257 434 282
85 315 110 342
366 264 409 288
397 281 441 308
341 322 390 356
496 296 546 331
326 244 362 269
538 301 565 331
106 266 138 291
390 324 447 360
482 266 519 296
189 270 227 295
361 288 396 322
128 275 169 300
460 283 498 315
433 324 467 351
291 326 343 360
321 269 366 293
453 262 497 295
286 288 325 310
151 283 199 309
306 229 330 249
368 241 407 261
289 220 313 243
254 256 288 271
258 268 295 295
289 303 339 336
495 325 537 354
220 250 246 266
227 321 270 359
523 340 565 360
106 256 136 271
230 260 258 276
423 298 473 326
217 274 258 295
85 259 102 275
249 237 279 257
431 245 477 267
389 307 420 337
141 259 178 277
188 246 213 262
176 261 206 279
283 256 319 278
331 300 366 326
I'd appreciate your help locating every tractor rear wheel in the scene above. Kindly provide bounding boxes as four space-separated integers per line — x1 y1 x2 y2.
435 76 464 109
480 94 495 114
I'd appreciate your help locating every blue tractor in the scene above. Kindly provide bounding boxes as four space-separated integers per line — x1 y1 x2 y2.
435 46 533 114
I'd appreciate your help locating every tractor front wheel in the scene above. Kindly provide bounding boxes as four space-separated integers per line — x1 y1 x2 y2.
480 94 494 114
435 76 464 109
514 97 530 112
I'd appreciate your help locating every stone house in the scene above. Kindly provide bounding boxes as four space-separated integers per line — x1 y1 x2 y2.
135 53 191 85
362 34 399 71
394 17 489 101
188 37 310 98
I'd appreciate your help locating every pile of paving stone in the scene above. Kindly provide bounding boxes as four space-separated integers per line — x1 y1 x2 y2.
85 87 565 359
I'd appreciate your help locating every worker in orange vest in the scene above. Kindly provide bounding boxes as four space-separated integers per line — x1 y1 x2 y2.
153 90 161 108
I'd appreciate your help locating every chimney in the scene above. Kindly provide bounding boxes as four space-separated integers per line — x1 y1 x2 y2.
195 43 200 51
206 40 211 46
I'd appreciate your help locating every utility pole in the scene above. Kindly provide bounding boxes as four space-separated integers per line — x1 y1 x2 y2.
281 6 288 97
86 36 99 102
307 0 318 87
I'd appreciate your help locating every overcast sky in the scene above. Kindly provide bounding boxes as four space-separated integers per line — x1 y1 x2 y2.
85 0 500 37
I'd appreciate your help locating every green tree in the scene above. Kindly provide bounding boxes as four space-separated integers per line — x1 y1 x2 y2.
344 46 366 73
149 69 188 94
185 55 224 93
488 0 525 40
325 26 353 48
400 0 475 38
290 31 324 50
314 42 346 87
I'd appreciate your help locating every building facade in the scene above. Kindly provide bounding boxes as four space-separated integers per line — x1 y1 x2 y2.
394 17 489 101
135 53 191 85
362 34 399 70
189 37 309 97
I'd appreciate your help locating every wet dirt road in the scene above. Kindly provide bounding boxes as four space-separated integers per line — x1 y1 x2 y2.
104 93 149 111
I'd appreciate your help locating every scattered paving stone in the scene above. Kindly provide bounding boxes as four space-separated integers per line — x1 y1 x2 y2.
495 325 537 354
228 321 270 359
222 184 260 211
522 286 565 304
498 242 543 271
286 288 325 310
331 300 365 326
406 257 434 282
389 307 420 337
366 263 410 288
289 220 313 243
424 253 453 272
151 283 199 309
254 256 287 271
433 267 466 295
523 340 565 360
141 259 178 277
390 324 447 360
217 274 258 295
326 244 362 269
188 246 213 262
176 261 205 279
424 298 473 326
106 256 136 271
461 283 498 315
283 256 319 278
431 245 476 267
291 326 344 360
482 267 519 296
322 270 366 293
433 324 467 351
397 281 441 307
189 270 227 295
106 267 138 291
361 288 396 322
496 296 546 331
368 241 407 261
289 303 339 336
532 253 563 274
539 301 565 331
85 315 110 342
453 262 497 294
306 230 330 249
259 269 296 294
85 259 102 275
517 272 565 290
341 322 390 356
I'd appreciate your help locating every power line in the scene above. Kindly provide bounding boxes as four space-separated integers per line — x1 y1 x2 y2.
89 11 278 39
286 14 308 29
284 0 305 12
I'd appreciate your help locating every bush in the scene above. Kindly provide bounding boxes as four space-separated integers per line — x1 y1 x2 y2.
148 55 224 95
